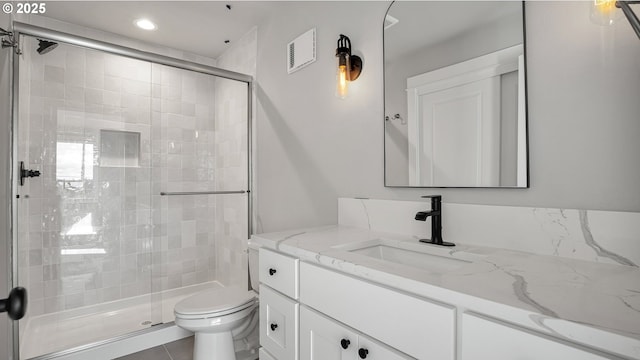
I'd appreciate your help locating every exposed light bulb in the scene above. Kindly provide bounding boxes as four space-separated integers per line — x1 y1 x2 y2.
591 0 618 25
337 64 348 99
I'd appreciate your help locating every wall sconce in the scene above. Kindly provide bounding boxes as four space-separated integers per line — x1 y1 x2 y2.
335 34 363 99
592 0 640 39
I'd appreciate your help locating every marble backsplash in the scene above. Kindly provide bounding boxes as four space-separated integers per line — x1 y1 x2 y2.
338 198 640 267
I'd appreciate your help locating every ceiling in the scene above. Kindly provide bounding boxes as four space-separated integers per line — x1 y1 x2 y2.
39 1 279 59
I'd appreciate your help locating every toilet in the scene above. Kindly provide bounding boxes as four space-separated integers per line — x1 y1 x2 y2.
174 247 260 360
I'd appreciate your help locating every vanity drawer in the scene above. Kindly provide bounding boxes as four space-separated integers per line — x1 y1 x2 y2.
300 262 455 360
259 248 299 299
260 284 299 360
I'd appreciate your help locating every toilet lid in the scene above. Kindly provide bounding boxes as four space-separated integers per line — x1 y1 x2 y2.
174 285 256 316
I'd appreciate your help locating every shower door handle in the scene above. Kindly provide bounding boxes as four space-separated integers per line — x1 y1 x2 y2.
20 161 40 186
0 287 27 320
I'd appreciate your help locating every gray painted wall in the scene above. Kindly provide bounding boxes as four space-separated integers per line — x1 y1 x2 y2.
255 1 640 233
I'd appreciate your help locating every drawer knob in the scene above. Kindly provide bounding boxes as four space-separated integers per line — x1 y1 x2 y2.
269 268 277 276
358 348 369 359
340 338 351 349
270 323 278 331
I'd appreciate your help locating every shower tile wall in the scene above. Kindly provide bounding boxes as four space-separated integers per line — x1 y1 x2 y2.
212 28 256 286
150 64 220 291
17 39 154 317
16 38 226 318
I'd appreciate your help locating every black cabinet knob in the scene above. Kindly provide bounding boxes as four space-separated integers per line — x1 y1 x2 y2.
269 268 277 276
358 348 369 359
340 338 351 349
270 323 278 331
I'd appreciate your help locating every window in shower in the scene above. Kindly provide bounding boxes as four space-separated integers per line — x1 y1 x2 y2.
56 142 94 181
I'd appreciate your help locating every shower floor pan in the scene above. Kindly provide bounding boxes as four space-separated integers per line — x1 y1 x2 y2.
20 282 220 359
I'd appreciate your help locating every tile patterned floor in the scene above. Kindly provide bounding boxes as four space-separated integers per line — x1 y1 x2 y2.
114 336 193 360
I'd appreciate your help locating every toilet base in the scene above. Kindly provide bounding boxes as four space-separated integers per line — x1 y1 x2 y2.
194 331 235 360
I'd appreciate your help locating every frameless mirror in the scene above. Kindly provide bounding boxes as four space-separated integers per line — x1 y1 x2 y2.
384 1 528 188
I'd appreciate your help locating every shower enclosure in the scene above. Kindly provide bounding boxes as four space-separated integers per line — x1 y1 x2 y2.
9 23 252 359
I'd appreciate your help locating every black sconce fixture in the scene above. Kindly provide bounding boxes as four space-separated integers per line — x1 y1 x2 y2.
335 34 363 99
617 1 640 39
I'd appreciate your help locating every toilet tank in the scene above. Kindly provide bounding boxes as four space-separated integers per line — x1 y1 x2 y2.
248 245 260 292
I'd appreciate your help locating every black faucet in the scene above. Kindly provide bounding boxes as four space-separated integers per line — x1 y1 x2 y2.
415 195 455 247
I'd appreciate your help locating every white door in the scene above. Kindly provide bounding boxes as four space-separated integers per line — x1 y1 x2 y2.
409 77 500 186
300 306 358 360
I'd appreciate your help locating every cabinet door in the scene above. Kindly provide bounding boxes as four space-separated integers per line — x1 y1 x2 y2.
301 306 413 360
300 306 358 360
461 313 612 360
259 348 277 360
260 285 299 360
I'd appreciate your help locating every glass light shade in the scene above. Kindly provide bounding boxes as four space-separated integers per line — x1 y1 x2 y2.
591 0 619 25
336 54 350 99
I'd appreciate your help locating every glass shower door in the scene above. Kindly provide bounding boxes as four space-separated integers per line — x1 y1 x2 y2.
151 63 250 322
14 36 160 358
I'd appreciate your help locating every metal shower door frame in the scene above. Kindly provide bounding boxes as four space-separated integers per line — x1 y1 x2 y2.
9 22 254 360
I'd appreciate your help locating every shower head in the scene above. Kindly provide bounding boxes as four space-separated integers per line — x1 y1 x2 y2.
36 39 58 55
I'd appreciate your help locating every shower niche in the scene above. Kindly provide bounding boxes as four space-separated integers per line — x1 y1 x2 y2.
99 130 141 168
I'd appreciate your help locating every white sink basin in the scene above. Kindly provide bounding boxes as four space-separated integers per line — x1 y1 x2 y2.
334 239 477 273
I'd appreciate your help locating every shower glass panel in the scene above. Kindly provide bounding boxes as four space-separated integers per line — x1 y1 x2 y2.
13 31 251 359
15 37 160 358
151 64 249 320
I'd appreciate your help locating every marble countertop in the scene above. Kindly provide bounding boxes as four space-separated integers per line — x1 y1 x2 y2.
250 225 640 359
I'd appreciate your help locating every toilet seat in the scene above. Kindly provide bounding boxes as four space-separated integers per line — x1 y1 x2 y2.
175 286 256 320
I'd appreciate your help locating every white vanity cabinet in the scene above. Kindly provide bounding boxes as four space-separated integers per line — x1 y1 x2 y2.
300 306 412 360
257 245 627 360
259 248 300 360
460 313 614 360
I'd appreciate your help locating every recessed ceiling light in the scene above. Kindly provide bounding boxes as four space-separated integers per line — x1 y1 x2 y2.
134 18 157 31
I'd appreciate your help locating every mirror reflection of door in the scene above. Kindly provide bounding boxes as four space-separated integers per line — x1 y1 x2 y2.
406 45 522 187
384 1 528 188
410 78 500 186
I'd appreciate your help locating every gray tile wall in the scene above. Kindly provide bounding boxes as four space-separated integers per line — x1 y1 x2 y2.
150 63 220 291
16 36 246 318
213 27 256 286
17 38 156 316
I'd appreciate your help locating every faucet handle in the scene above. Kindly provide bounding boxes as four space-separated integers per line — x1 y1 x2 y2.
421 195 441 208
421 195 441 199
